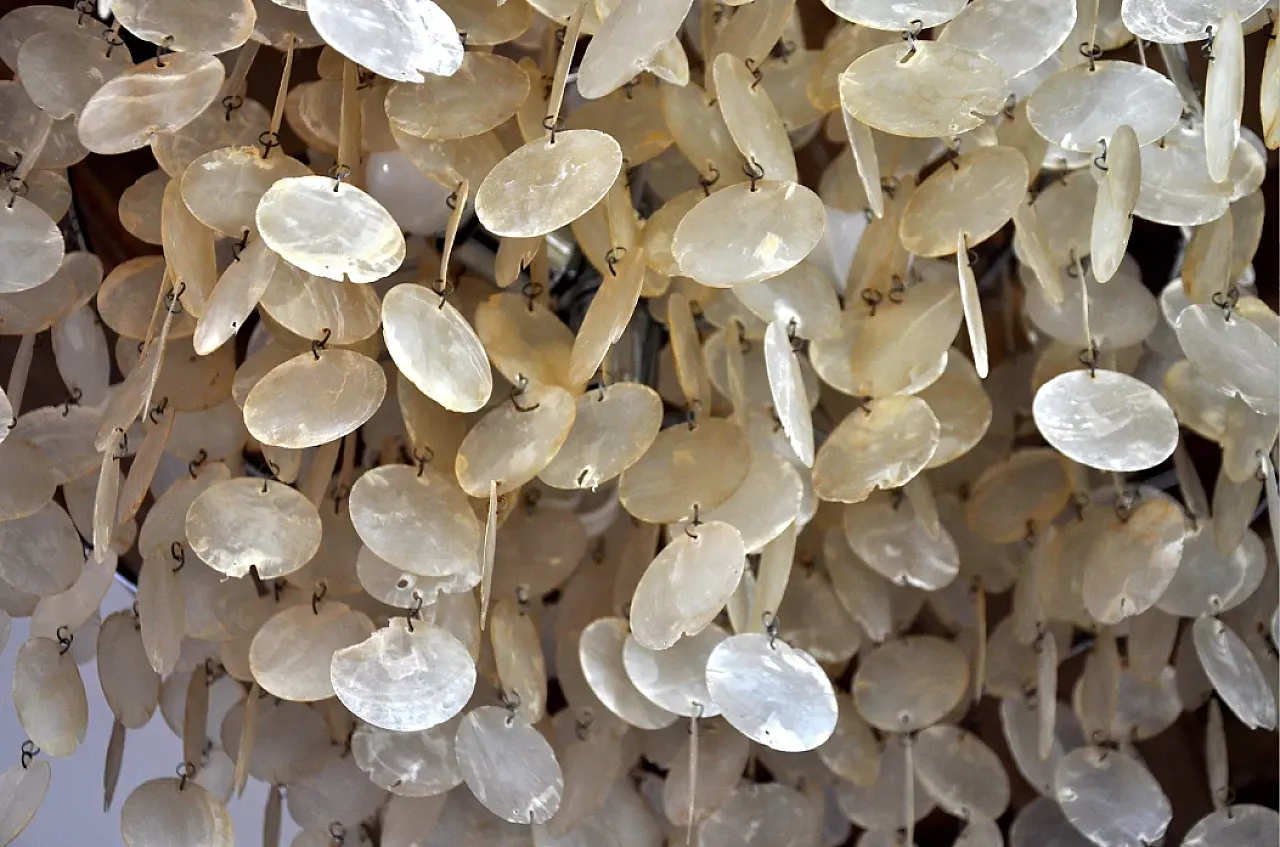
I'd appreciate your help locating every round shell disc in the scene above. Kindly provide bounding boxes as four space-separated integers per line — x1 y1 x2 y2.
618 418 751 523
1081 496 1186 624
0 196 64 295
1175 304 1280 415
1133 123 1232 226
331 618 475 731
98 256 194 340
180 146 311 238
111 0 254 53
965 448 1071 542
938 0 1077 78
285 755 386 831
1026 61 1183 152
913 723 1010 821
150 96 269 178
454 384 576 497
853 635 968 732
1010 797 1095 847
16 28 131 119
712 53 797 183
820 0 965 28
629 521 746 650
77 53 225 155
698 782 819 847
491 504 588 599
243 349 387 449
0 435 56 521
835 735 936 831
916 351 992 468
475 130 623 238
813 396 940 503
538 383 663 490
1158 528 1265 617
843 491 960 589
352 720 462 796
14 636 88 756
96 611 160 729
474 292 574 390
0 759 50 844
899 146 1029 257
575 0 691 99
1022 256 1158 349
1121 0 1269 43
258 263 382 346
256 175 406 283
733 261 842 341
1053 747 1172 847
1192 616 1277 730
671 180 825 287
668 448 803 554
306 0 462 83
0 502 84 597
121 778 233 847
218 698 332 785
384 53 528 141
816 693 881 786
383 283 492 413
839 42 1008 138
185 477 323 579
705 632 837 752
622 625 727 718
249 602 374 701
1182 805 1280 847
455 705 564 824
348 463 481 577
579 617 680 730
1032 369 1179 473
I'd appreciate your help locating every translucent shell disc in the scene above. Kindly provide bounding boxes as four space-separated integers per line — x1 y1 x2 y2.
899 146 1028 257
1032 369 1179 472
331 619 475 731
0 435 55 521
258 262 381 346
352 720 462 796
813 396 940 504
1120 0 1269 43
491 505 587 599
1204 11 1245 184
1091 124 1141 283
249 602 374 701
733 262 842 341
77 53 225 155
1026 61 1183 152
434 0 530 45
938 0 1077 78
306 0 463 83
243 349 386 449
383 283 492 413
475 293 574 390
97 256 193 339
966 448 1070 542
705 632 837 752
455 706 563 824
671 180 825 287
844 490 960 589
618 418 751 523
836 735 936 831
118 170 166 243
151 97 269 179
193 237 280 355
349 463 480 578
1022 256 1157 349
1053 747 1172 847
180 146 311 238
120 778 233 847
0 196 64 295
385 53 527 141
713 53 797 183
112 0 254 53
820 0 964 28
914 723 1010 820
455 384 576 497
185 478 322 579
575 0 692 99
96 611 160 729
16 28 132 119
1133 123 1231 226
475 130 623 238
629 521 746 650
568 246 647 387
579 617 680 730
0 502 83 596
256 175 406 284
1192 616 1277 729
622 625 726 718
0 759 50 845
764 320 815 467
916 351 992 468
1080 497 1186 625
14 636 87 756
538 383 663 490
1182 805 1280 847
853 635 968 731
698 782 819 847
1175 304 1280 415
839 42 1008 138
1010 796 1095 847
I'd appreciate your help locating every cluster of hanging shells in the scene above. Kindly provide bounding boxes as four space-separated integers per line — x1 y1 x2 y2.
0 0 1277 842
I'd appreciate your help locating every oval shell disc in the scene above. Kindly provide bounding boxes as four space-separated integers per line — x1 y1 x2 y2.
13 636 88 756
1175 304 1280 415
454 384 576 497
853 635 968 732
306 0 463 83
348 463 480 577
1026 61 1183 152
383 283 492 413
352 720 461 796
384 53 528 140
1192 616 1277 730
256 175 406 283
180 146 311 238
0 502 84 596
243 349 387 449
475 130 623 238
331 618 476 731
185 477 322 579
1182 805 1280 847
820 0 965 29
704 632 838 752
622 625 727 718
538 382 663 490
0 196 65 295
121 778 233 847
249 602 375 702
111 0 254 53
1053 747 1172 847
576 0 692 99
455 705 563 824
629 521 746 650
839 42 1008 139
813 396 940 504
844 491 961 589
618 418 751 523
836 734 936 831
0 759 50 844
579 617 680 730
15 28 132 120
899 146 1029 257
77 53 225 155
1081 495 1186 624
1121 0 1269 43
914 723 1011 821
1032 369 1179 472
938 0 1077 78
916 352 992 468
671 180 825 287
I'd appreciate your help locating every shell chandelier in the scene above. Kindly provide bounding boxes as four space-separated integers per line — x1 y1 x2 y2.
0 0 1276 843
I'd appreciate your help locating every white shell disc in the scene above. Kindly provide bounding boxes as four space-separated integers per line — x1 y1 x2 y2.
0 502 84 597
576 0 692 99
185 477 322 579
853 635 968 732
1032 369 1179 472
1081 496 1187 625
813 396 940 504
475 130 623 238
1091 124 1141 284
384 53 528 141
0 196 65 295
256 176 406 284
1204 11 1245 183
671 180 825 287
1182 805 1280 847
538 383 663 491
629 521 746 650
1120 0 1269 43
1009 796 1095 847
913 723 1011 821
0 758 50 845
348 463 482 577
578 617 680 730
331 618 475 732
454 383 577 497
1192 615 1278 730
1026 61 1183 152
622 625 727 718
77 53 225 155
938 0 1077 78
704 632 838 752
1175 304 1280 415
1133 123 1232 226
180 146 311 238
120 778 233 847
111 0 255 53
844 490 960 589
698 782 819 847
96 611 160 729
763 319 814 467
1053 747 1172 847
249 602 375 702
383 283 492 413
899 146 1029 258
14 636 88 756
306 0 463 83
243 349 387 449
820 0 965 29
455 705 564 824
352 720 461 796
835 735 936 831
839 42 1008 139
618 418 751 524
